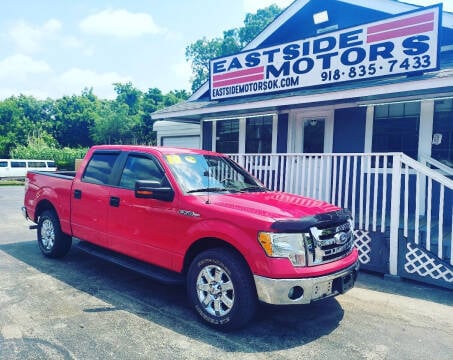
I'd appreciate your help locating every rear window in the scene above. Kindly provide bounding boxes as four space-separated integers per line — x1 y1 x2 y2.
82 152 119 185
11 161 26 168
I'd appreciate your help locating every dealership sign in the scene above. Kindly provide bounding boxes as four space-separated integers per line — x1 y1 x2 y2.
209 5 441 100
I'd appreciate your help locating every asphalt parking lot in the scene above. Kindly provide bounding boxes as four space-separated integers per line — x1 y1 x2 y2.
0 185 452 360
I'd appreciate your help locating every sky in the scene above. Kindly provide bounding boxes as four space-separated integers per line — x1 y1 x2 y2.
0 0 451 100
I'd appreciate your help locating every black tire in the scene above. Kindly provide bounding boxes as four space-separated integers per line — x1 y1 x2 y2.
37 210 72 258
187 248 257 331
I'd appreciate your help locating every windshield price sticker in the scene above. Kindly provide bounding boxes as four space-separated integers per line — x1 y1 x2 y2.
166 155 182 165
210 5 440 100
184 156 197 164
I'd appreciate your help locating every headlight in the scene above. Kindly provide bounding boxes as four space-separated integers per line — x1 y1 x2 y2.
258 232 308 266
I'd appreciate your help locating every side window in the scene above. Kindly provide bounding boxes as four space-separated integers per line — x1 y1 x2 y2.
27 161 46 168
11 161 26 168
245 115 273 153
372 102 420 163
82 153 119 185
119 155 164 189
0 161 7 167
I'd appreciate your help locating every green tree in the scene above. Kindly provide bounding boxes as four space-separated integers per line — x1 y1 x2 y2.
0 82 190 153
239 5 281 45
0 97 35 157
114 82 143 115
91 101 139 144
185 37 225 92
137 88 164 145
137 88 189 145
142 88 164 114
53 91 99 148
185 5 282 92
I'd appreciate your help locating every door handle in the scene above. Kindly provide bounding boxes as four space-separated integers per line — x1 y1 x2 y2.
110 196 120 207
74 189 82 199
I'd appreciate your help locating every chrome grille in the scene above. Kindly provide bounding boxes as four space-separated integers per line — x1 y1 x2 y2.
306 219 355 266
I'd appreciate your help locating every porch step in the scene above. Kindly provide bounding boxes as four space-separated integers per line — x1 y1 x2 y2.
399 226 452 261
365 213 452 261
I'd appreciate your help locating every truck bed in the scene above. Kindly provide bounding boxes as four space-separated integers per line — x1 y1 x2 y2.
25 170 76 233
29 170 77 179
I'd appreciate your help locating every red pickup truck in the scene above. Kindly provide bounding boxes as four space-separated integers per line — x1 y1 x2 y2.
23 145 359 330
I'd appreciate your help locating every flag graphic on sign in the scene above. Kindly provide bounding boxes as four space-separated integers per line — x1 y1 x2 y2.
367 12 435 43
212 66 265 88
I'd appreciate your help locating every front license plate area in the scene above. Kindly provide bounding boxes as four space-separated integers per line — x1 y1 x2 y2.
312 280 333 300
339 272 355 293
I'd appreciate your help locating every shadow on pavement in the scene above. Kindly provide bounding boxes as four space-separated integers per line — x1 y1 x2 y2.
355 270 453 307
0 239 345 353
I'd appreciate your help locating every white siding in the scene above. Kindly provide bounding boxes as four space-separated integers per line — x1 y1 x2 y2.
153 121 201 148
162 135 200 149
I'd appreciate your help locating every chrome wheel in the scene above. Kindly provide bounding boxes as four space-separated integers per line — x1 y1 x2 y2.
188 248 257 330
196 265 235 317
40 218 55 250
37 210 72 258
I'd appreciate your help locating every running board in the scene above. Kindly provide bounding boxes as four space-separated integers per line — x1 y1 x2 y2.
75 241 184 285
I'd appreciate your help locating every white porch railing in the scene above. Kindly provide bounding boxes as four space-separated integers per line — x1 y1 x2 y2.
420 154 453 177
228 153 453 274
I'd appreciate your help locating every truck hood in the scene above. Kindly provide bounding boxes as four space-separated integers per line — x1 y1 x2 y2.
204 191 339 221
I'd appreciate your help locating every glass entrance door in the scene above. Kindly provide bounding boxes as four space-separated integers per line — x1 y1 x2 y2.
303 118 325 153
287 115 330 200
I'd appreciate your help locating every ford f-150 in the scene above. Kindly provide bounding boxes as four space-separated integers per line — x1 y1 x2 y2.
23 145 359 330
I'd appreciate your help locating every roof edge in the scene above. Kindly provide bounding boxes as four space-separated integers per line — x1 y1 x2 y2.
153 76 453 120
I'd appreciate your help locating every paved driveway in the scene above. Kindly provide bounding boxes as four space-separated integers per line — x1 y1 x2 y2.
0 185 452 359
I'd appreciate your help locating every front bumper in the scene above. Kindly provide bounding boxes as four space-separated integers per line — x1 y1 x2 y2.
254 260 359 305
21 206 29 220
21 206 37 229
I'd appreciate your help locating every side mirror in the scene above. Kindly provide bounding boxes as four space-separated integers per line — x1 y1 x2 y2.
135 180 175 202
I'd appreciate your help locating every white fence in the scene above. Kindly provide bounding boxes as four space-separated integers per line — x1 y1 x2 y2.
229 153 453 275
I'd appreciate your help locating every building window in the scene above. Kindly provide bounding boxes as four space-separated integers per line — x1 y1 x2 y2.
432 99 453 167
245 115 273 153
372 102 420 162
216 119 239 153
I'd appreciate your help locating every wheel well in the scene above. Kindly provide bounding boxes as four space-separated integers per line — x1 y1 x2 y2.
34 200 57 222
183 238 249 275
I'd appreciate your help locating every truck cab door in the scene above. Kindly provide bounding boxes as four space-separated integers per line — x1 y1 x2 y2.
107 153 180 269
70 151 120 246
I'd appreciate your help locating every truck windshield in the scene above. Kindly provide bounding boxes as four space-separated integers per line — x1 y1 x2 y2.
164 154 266 194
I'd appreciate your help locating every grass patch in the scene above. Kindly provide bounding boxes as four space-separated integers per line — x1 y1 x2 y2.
0 179 24 186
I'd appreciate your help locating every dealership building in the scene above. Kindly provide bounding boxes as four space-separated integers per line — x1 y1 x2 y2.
152 0 453 289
